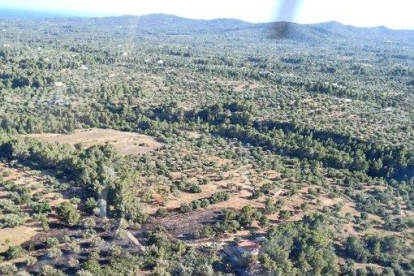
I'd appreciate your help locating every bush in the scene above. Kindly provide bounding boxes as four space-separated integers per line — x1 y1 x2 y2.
4 245 26 260
68 257 80 268
76 270 94 276
29 201 51 214
180 203 192 213
85 198 98 213
56 202 80 226
2 214 25 228
195 225 215 238
25 256 37 266
188 185 202 193
40 265 67 276
91 236 104 247
82 217 96 230
17 271 33 276
156 208 169 217
0 264 18 275
46 247 63 259
0 199 21 214
279 210 292 220
45 237 59 248
209 192 229 204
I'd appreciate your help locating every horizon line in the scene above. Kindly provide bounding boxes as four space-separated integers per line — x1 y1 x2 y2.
0 6 413 31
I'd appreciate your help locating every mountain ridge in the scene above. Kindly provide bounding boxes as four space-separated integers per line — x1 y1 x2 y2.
1 9 413 31
1 10 413 43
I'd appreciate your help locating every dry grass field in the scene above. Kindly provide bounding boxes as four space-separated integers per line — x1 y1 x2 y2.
28 128 163 155
0 226 39 254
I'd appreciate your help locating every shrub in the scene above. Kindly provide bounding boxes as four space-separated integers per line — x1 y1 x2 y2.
46 247 63 259
2 214 25 228
91 236 104 247
85 198 98 213
180 203 192 213
17 271 33 276
56 202 80 226
40 265 67 276
68 257 80 268
156 208 169 217
4 245 26 260
45 237 59 248
82 217 96 230
25 256 37 266
29 201 51 214
188 185 202 193
0 264 18 275
279 210 292 220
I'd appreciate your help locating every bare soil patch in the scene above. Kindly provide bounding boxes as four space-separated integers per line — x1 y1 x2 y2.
29 128 163 155
0 226 40 253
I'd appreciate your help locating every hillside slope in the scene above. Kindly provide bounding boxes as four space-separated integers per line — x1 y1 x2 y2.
1 11 413 44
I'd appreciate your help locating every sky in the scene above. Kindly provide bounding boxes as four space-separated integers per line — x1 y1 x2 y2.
0 0 413 30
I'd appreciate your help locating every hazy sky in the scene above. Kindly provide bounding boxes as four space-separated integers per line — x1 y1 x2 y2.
1 0 413 29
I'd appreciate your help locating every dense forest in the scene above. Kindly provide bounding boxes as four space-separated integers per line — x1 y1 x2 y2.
0 12 414 276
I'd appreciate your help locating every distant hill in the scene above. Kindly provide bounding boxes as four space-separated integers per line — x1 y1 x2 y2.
265 21 334 42
95 14 414 44
265 21 414 43
95 13 256 34
0 11 412 44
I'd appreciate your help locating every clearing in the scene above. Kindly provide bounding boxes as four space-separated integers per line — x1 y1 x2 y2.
28 128 163 155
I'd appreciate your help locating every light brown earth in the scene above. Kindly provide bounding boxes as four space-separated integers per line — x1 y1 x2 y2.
0 226 40 253
28 128 163 155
